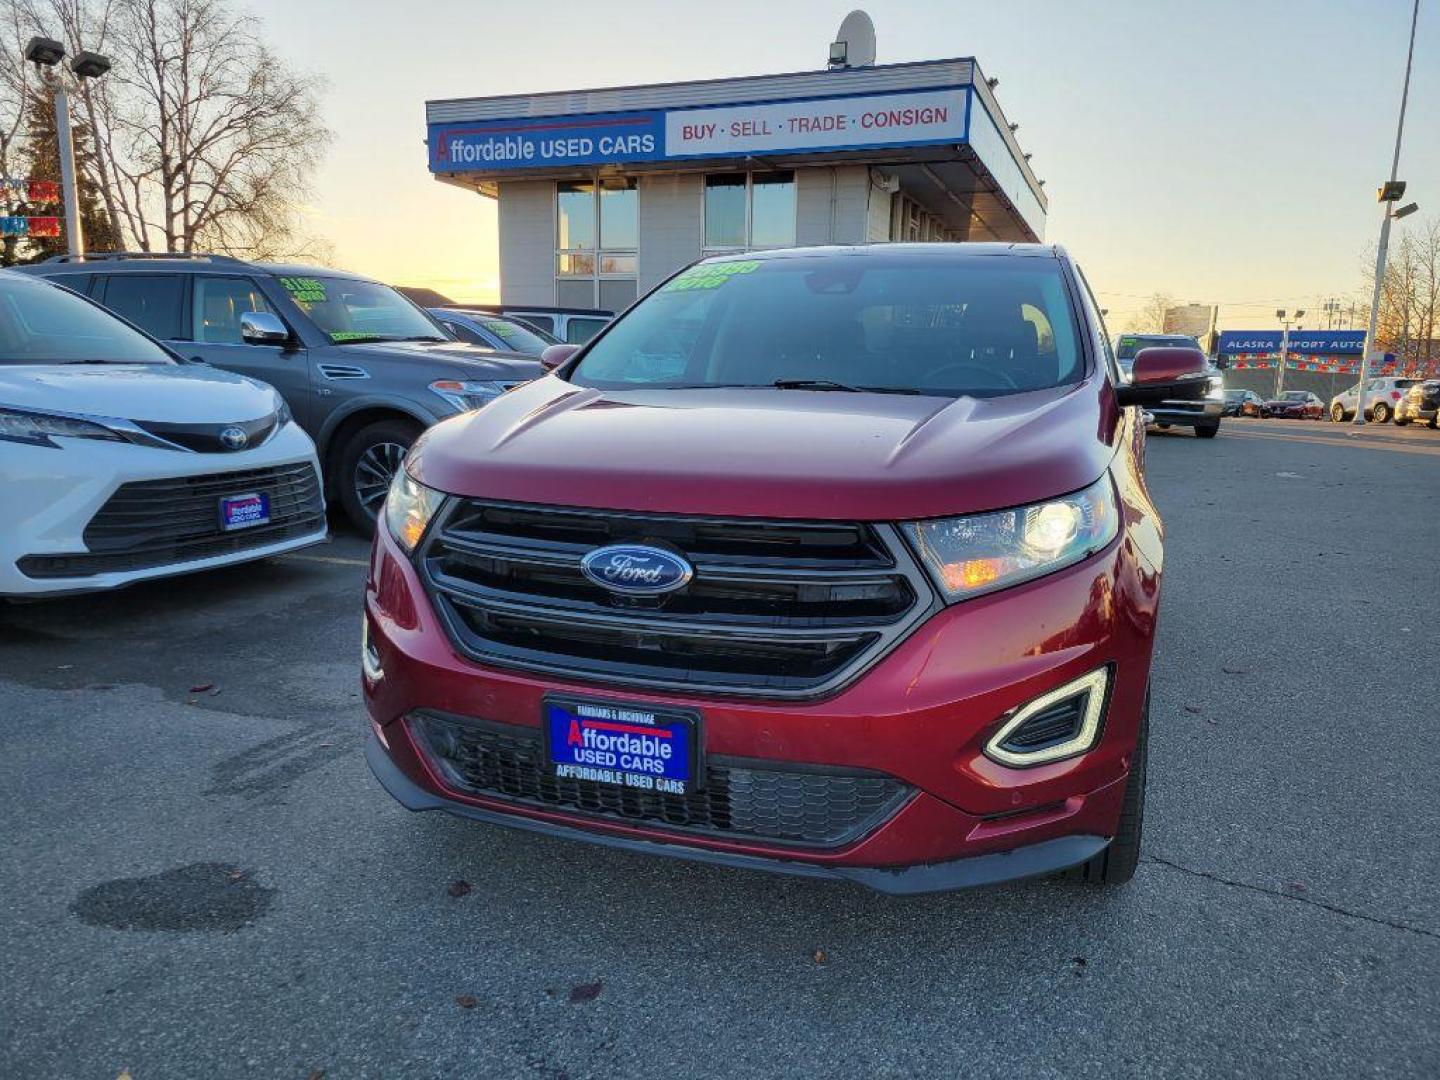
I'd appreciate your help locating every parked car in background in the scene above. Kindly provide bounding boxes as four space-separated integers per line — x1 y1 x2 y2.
1115 333 1223 438
1394 379 1440 428
429 308 559 356
1263 390 1324 420
0 271 326 597
1329 377 1417 423
18 254 543 533
460 303 614 344
367 243 1214 892
1223 388 1264 417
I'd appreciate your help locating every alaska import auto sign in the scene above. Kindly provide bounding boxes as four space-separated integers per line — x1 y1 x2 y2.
428 87 971 173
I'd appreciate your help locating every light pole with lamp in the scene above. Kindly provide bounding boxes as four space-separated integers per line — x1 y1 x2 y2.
1274 308 1304 397
1355 0 1422 426
23 36 110 259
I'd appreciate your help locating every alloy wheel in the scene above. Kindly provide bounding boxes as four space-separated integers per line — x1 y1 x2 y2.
354 441 408 514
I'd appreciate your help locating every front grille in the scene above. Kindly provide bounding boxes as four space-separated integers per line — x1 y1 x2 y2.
419 500 935 698
18 462 323 579
134 412 280 453
411 712 912 848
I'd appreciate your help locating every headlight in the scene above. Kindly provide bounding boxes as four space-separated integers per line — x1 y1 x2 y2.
429 379 508 413
1206 375 1224 400
903 474 1119 603
0 406 126 448
384 468 445 553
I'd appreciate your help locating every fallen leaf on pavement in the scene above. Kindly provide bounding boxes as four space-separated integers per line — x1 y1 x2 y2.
1183 704 1203 714
307 1071 326 1080
189 683 214 693
1221 666 1248 675
447 880 472 898
812 948 827 965
456 994 478 1009
568 981 603 1003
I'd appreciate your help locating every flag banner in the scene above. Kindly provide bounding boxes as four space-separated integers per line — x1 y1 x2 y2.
26 216 61 237
27 181 60 204
0 215 29 236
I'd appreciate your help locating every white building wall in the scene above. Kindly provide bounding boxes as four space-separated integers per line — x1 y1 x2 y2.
638 173 703 293
866 171 895 243
795 166 872 247
497 179 555 306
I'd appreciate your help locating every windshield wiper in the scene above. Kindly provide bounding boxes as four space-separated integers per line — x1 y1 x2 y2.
772 378 862 392
772 378 920 395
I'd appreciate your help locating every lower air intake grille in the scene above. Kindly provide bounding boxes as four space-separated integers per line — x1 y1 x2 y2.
18 462 323 579
410 712 911 849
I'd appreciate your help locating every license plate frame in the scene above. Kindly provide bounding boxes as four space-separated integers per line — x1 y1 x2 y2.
218 491 271 532
542 695 701 796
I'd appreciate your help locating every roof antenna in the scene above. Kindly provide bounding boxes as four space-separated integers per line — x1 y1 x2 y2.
828 10 877 69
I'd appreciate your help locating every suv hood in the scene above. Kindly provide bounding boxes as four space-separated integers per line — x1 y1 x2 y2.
0 362 279 423
409 376 1120 521
340 339 542 380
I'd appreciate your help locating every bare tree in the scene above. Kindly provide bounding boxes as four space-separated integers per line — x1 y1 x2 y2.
1360 215 1440 373
1124 292 1174 334
2 0 329 257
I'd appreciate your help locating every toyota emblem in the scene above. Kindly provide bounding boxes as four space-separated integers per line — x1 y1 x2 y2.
219 426 249 451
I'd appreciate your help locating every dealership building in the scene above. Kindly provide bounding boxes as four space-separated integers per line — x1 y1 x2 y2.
424 56 1046 312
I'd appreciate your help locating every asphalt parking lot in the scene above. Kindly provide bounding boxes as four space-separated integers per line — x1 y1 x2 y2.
2 417 1438 1080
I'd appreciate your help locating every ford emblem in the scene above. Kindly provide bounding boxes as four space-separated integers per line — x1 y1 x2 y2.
219 426 248 451
580 544 693 596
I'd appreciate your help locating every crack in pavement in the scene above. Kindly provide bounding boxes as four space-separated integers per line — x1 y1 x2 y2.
1144 853 1440 940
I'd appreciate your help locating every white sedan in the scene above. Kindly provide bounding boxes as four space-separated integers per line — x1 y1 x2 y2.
0 271 326 597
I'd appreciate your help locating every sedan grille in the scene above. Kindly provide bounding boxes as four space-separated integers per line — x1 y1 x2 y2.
418 500 935 698
411 712 912 849
18 462 323 579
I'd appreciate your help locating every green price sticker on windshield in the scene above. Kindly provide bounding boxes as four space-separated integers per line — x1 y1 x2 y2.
279 276 327 304
329 331 374 343
662 260 760 293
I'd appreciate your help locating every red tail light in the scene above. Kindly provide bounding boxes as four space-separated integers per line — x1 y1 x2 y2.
1391 391 1402 400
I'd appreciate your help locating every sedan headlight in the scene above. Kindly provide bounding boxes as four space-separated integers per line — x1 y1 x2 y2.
384 468 445 553
428 379 509 413
903 474 1119 603
0 406 125 449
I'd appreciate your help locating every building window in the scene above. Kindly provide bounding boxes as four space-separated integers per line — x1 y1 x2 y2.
703 171 795 251
556 177 637 309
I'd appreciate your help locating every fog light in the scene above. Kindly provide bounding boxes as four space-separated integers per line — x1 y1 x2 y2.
362 616 383 683
985 667 1110 768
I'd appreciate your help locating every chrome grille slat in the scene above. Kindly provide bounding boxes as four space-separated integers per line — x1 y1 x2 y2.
419 500 937 699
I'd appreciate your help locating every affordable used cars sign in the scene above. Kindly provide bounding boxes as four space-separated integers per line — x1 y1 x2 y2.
429 87 971 173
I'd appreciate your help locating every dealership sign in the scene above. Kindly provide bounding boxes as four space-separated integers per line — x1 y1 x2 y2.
429 87 971 173
1216 330 1368 355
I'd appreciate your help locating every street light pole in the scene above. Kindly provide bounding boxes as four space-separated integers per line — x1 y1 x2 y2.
50 78 83 257
1274 309 1304 397
1356 0 1422 427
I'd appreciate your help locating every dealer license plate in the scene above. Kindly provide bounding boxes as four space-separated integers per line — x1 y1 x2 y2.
219 492 270 531
544 698 697 796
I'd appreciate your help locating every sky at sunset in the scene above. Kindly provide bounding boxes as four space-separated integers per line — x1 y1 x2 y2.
250 0 1438 330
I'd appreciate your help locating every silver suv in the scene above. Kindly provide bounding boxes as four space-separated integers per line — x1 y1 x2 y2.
19 254 543 532
1328 376 1417 423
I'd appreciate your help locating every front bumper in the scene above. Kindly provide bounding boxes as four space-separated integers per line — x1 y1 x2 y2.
0 422 326 596
363 500 1159 888
365 731 1109 894
1149 398 1223 427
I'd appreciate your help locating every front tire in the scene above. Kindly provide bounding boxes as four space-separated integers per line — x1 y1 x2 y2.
337 418 422 536
1062 693 1148 886
1195 421 1220 439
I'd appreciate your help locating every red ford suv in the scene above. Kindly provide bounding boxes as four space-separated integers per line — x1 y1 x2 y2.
362 244 1207 894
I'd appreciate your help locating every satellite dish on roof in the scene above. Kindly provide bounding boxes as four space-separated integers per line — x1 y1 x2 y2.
829 10 876 69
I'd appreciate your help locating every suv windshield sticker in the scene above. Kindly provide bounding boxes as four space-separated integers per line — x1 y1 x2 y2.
329 330 378 343
279 276 327 304
662 260 760 293
484 319 518 340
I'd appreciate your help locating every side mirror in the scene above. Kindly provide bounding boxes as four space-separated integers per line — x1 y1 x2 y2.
540 343 580 372
1115 347 1210 407
240 310 290 346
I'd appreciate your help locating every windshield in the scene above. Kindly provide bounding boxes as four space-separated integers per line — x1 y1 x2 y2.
0 277 173 365
568 255 1083 398
473 314 558 355
277 275 445 344
1224 389 1245 399
1115 334 1200 361
1282 391 1308 401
